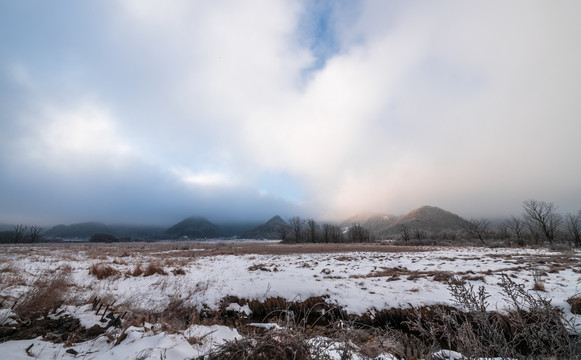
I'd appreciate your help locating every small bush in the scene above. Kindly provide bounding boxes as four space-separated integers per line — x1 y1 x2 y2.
89 263 120 280
405 275 578 358
143 262 167 276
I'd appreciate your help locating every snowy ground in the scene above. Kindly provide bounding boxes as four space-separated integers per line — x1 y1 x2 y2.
1 241 580 359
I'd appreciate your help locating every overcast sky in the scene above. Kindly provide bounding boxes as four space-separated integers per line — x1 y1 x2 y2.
1 0 580 226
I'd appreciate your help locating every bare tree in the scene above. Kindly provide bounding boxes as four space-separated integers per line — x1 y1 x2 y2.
329 224 344 243
399 224 411 242
276 224 290 242
522 200 562 244
565 211 581 247
288 216 305 243
496 223 511 241
306 218 319 243
412 227 426 241
13 224 27 243
347 223 371 243
28 225 43 243
322 223 332 243
504 216 525 245
464 218 490 246
526 220 542 245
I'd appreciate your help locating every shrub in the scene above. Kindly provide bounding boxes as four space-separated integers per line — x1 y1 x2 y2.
405 275 578 358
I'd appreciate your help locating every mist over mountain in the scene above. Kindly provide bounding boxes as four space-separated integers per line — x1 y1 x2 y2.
8 205 491 241
241 215 288 240
43 222 167 239
344 206 469 238
44 222 114 239
165 216 223 239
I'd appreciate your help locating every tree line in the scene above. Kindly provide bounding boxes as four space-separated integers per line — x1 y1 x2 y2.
278 216 374 243
0 224 44 244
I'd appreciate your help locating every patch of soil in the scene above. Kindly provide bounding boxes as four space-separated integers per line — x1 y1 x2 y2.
0 313 119 343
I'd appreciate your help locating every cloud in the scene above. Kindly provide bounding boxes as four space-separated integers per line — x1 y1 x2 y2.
0 0 580 225
18 103 136 172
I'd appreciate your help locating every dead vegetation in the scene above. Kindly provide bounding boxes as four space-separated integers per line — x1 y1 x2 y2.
13 272 71 320
143 262 167 276
204 275 581 359
248 263 279 272
89 263 120 279
1 242 579 358
568 295 581 315
129 264 144 276
403 275 580 359
200 328 313 360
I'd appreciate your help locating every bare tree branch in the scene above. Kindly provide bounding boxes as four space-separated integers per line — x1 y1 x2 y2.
522 200 562 244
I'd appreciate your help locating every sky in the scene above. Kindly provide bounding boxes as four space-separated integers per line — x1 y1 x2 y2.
1 0 580 226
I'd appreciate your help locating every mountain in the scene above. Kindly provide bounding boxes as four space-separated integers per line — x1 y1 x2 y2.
240 215 288 239
385 206 469 236
165 216 222 239
44 222 114 239
344 206 469 238
108 224 166 238
342 212 398 234
0 223 14 232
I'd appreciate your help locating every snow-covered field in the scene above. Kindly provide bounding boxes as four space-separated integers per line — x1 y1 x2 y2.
1 242 580 359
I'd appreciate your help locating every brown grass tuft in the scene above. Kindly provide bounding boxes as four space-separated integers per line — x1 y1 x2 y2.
89 263 120 280
204 328 312 360
566 295 581 315
172 268 186 275
143 262 167 276
13 273 70 320
128 264 144 276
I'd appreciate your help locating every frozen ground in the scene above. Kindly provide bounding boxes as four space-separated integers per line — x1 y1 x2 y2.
1 242 580 359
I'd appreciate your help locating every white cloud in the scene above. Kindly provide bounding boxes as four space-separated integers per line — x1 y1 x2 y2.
116 0 581 218
18 102 136 172
1 0 580 224
172 167 235 188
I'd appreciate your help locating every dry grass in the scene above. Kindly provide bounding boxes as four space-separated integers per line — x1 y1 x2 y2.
403 275 580 359
567 295 581 315
154 297 198 333
201 328 312 360
143 262 167 276
128 264 144 276
248 263 278 272
0 262 25 291
172 268 187 275
89 263 120 280
13 272 70 320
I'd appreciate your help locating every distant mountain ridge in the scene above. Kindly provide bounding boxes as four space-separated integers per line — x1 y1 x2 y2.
165 216 222 239
343 206 469 238
240 215 288 239
44 222 114 239
38 206 468 241
44 222 166 239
